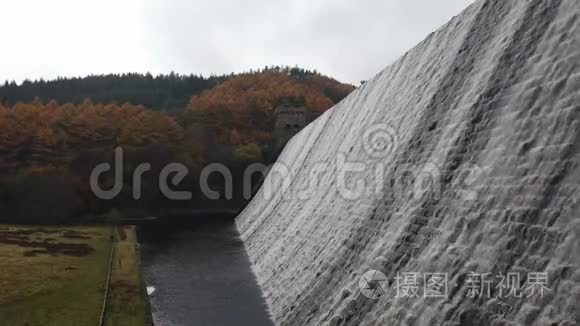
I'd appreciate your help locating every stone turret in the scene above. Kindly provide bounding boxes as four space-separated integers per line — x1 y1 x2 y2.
272 105 306 148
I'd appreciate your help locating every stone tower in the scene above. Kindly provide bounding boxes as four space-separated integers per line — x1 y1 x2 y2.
272 105 306 149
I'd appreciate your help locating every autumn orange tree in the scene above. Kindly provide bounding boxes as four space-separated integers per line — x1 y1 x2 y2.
0 100 184 172
184 66 354 154
0 99 188 223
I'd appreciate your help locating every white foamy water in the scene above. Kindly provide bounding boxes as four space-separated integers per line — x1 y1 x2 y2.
236 0 580 325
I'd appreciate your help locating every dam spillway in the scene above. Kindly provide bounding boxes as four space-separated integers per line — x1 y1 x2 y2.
236 0 580 325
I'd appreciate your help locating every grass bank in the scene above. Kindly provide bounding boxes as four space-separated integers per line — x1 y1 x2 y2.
104 226 151 326
0 224 151 326
0 225 112 325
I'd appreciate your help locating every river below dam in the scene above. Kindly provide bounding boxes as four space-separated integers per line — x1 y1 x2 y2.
137 213 274 326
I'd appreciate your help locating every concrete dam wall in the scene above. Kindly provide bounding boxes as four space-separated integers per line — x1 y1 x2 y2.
236 0 580 325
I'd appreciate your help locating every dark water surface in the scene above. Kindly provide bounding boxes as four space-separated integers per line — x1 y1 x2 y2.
137 214 274 326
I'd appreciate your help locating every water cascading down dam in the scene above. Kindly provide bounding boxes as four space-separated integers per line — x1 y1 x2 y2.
236 0 580 325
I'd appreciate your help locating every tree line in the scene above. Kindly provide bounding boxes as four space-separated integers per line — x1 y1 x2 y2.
0 72 228 111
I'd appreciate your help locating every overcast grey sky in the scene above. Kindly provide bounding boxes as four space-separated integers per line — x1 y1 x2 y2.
0 0 475 85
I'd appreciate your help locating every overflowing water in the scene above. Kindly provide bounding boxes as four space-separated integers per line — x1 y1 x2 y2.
236 0 580 325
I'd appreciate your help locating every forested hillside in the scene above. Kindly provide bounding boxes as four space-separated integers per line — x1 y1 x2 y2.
184 66 355 156
0 67 353 112
0 67 355 224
